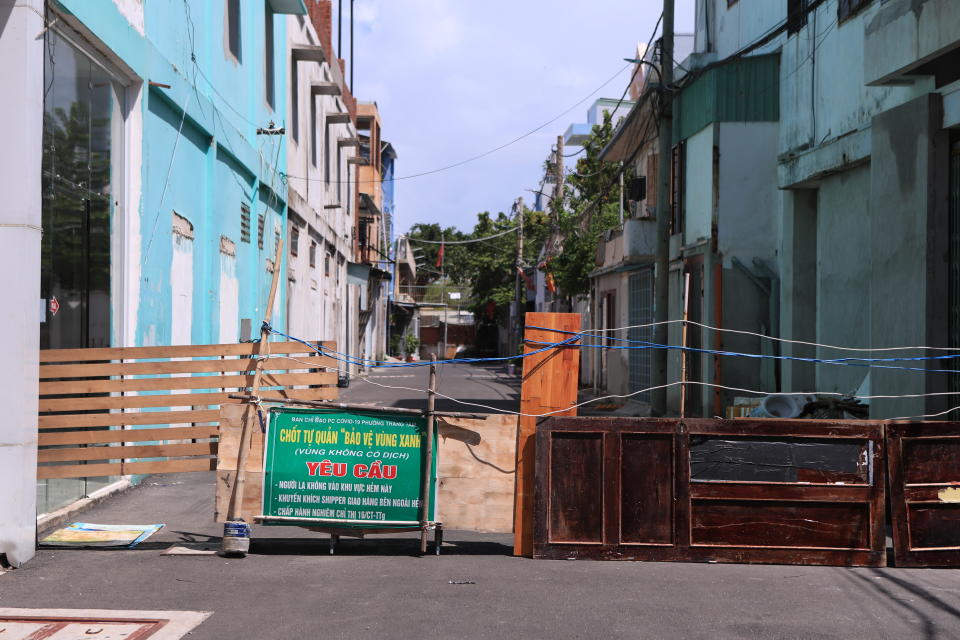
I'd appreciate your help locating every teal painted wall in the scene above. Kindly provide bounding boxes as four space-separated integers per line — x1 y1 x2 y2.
673 53 780 143
56 0 290 346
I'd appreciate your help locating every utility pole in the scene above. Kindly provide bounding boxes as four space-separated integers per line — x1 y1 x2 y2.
551 136 563 312
652 0 674 416
441 230 447 360
513 197 525 358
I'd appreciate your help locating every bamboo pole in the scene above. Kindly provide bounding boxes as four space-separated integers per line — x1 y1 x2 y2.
226 237 284 524
419 355 437 554
680 271 691 419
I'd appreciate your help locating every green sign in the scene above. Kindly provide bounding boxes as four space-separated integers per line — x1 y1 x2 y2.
261 408 436 527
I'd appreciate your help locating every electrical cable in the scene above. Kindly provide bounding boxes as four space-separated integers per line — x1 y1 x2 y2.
282 61 634 185
534 320 960 353
405 226 518 245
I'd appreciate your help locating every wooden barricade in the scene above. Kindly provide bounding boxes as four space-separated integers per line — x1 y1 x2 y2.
514 312 581 556
534 417 887 567
38 341 338 480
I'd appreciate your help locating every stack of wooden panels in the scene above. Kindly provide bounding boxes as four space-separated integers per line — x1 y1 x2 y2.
38 341 338 480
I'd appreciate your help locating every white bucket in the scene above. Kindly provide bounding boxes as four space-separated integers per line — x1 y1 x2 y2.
750 394 814 419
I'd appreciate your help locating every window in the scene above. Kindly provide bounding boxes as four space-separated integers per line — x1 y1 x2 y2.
787 0 810 34
290 226 299 257
226 0 242 62
264 1 275 110
257 213 265 250
309 240 317 268
324 250 332 277
838 0 871 23
324 123 331 184
240 202 251 243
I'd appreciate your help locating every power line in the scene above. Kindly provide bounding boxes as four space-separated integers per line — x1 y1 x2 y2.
283 61 634 185
405 226 518 245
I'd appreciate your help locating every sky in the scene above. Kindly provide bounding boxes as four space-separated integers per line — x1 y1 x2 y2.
336 1 696 235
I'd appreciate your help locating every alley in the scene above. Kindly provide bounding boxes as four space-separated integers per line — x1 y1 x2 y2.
341 362 521 414
3 472 960 639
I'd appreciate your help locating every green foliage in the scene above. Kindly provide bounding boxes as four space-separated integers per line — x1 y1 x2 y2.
403 332 420 354
551 112 628 298
402 113 625 321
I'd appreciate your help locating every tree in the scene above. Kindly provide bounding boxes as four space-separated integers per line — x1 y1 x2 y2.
550 111 627 299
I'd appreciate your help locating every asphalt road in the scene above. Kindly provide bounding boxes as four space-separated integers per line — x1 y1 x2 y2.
5 472 960 639
341 361 522 414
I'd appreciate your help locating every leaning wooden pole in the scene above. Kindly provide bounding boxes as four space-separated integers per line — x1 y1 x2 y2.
420 355 437 554
226 237 284 528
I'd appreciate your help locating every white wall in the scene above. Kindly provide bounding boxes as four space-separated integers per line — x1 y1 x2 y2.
285 16 354 356
0 0 43 567
779 1 931 157
717 122 779 265
684 124 714 245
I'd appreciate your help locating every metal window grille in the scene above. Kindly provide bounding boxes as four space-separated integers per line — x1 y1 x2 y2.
257 213 265 250
240 202 251 243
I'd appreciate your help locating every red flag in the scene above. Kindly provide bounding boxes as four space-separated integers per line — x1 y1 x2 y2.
436 243 444 268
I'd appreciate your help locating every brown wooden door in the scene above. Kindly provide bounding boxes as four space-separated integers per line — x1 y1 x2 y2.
535 417 887 566
887 422 960 567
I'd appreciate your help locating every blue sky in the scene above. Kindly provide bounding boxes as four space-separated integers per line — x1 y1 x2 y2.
339 1 696 233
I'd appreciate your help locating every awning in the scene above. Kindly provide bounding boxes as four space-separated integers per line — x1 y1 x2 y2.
347 262 370 286
269 0 307 15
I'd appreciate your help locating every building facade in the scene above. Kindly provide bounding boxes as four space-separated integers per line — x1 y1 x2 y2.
777 0 960 419
285 1 356 375
2 0 302 565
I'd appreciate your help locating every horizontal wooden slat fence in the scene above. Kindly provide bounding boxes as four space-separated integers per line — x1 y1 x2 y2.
38 340 338 480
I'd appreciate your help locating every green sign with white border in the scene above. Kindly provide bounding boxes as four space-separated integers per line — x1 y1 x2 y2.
261 408 436 527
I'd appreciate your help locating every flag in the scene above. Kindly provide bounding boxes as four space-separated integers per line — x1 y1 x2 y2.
436 242 444 268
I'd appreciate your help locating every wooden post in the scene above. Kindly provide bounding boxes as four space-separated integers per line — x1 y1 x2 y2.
226 236 284 523
513 312 581 556
680 272 690 418
420 355 437 554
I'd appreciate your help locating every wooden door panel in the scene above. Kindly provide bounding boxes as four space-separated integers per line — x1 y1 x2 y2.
620 434 673 544
691 500 870 549
888 423 960 566
548 433 604 543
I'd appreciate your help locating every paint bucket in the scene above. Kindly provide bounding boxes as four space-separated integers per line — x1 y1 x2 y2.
221 520 250 556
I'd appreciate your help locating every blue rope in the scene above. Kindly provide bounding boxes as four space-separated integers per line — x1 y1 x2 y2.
525 325 960 375
268 327 581 369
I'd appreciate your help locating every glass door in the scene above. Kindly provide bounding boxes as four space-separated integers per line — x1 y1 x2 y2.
38 29 120 513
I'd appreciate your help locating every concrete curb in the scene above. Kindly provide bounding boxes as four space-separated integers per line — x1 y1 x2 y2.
36 477 134 537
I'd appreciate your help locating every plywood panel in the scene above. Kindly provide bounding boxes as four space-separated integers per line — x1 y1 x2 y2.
39 425 219 446
37 442 217 463
40 340 336 362
39 409 220 429
437 414 518 533
39 371 337 395
40 355 335 379
38 457 216 479
39 387 337 412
